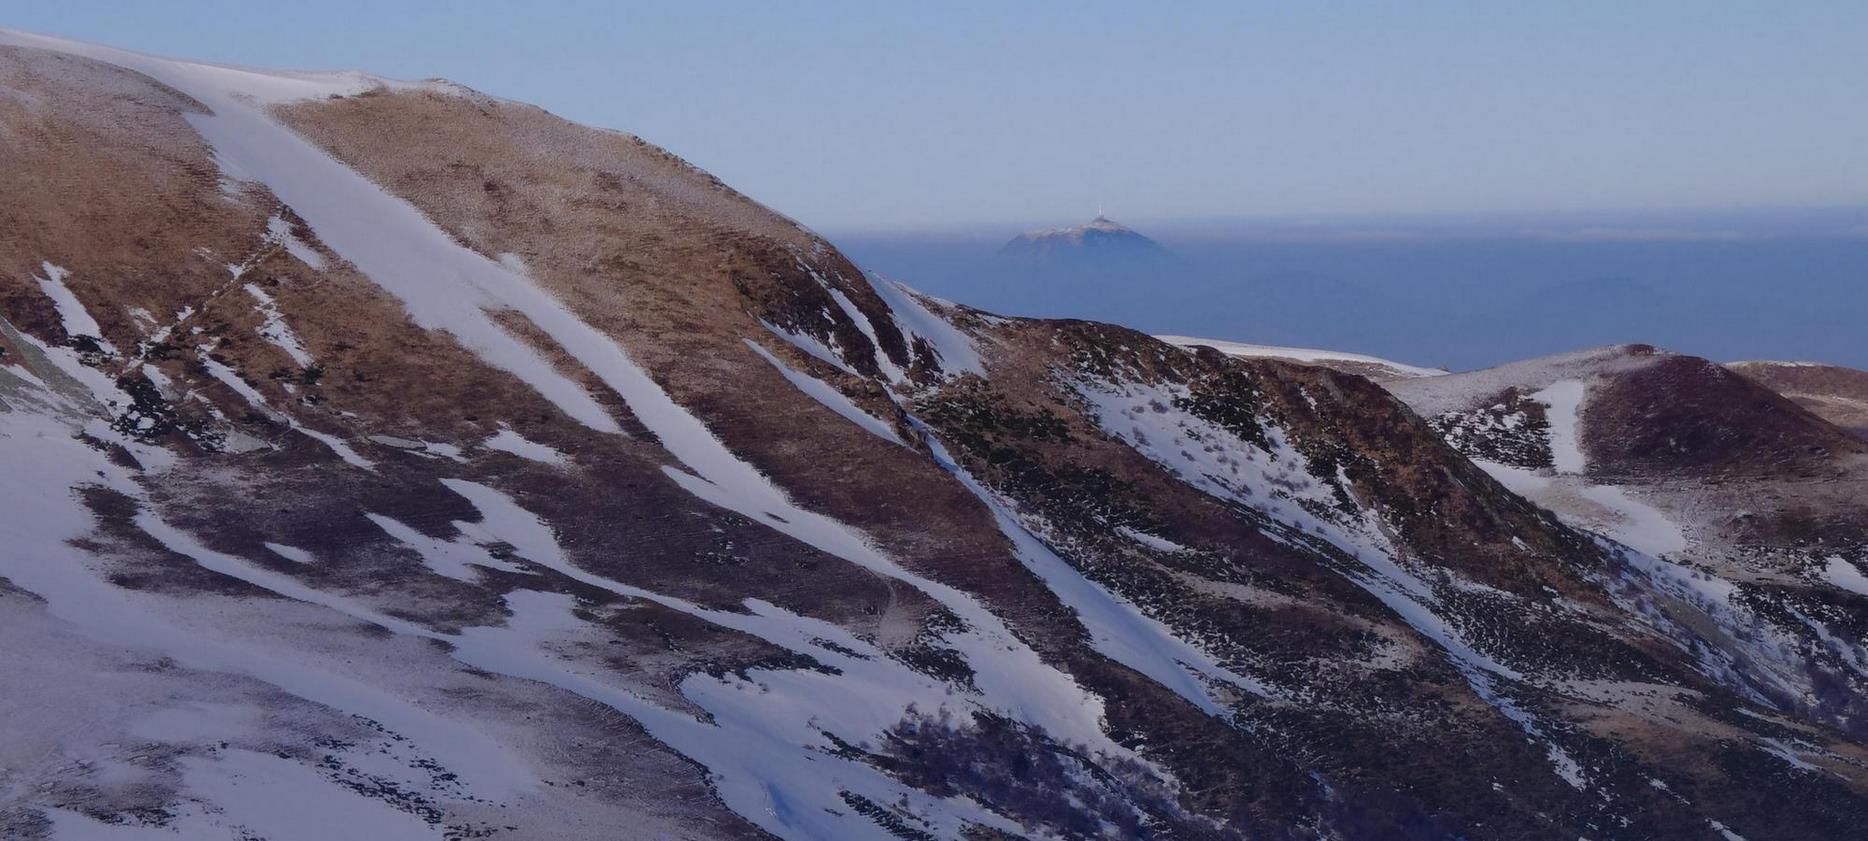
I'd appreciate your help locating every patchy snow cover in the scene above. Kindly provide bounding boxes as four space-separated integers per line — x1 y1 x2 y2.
2 355 1076 839
1387 345 1657 420
1075 375 1602 788
2 33 1198 834
745 339 904 445
0 382 542 826
790 257 910 383
0 314 175 470
364 510 530 583
33 261 117 354
1529 379 1588 474
1158 335 1443 378
367 434 470 463
481 426 570 466
918 427 1269 713
434 479 1117 840
1472 459 1687 558
197 347 373 469
244 283 315 366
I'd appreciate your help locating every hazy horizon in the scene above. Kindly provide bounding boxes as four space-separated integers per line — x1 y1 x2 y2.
836 207 1868 373
4 5 1861 373
3 2 1865 231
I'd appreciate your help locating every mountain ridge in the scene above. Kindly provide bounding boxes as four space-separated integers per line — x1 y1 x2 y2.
5 30 1868 840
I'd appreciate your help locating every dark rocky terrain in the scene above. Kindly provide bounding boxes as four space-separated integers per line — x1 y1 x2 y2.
1730 360 1868 441
5 30 1868 841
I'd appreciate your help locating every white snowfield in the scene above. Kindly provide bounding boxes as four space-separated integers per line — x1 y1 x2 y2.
1157 334 1445 379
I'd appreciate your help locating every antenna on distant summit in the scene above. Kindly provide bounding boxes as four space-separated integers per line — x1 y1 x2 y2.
1097 201 1104 218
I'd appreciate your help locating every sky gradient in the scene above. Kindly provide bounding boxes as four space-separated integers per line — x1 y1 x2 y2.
3 1 1864 232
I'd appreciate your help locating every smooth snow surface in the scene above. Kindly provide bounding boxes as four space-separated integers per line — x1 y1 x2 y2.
1158 335 1443 378
263 542 315 564
1530 379 1588 474
45 749 442 841
1823 556 1868 598
1576 484 1689 557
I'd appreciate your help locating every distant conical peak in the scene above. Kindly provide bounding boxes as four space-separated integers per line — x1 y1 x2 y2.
1000 212 1166 261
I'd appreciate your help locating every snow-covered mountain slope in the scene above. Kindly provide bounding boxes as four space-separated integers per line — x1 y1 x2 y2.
1157 334 1446 380
6 30 1868 840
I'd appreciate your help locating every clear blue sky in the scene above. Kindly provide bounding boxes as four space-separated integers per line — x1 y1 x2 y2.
5 1 1865 232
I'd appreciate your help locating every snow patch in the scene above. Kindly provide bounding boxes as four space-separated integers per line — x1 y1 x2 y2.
1576 484 1688 557
481 427 570 467
1823 556 1868 597
1529 380 1587 474
244 283 314 366
264 542 315 564
861 272 983 377
1116 526 1192 554
267 214 327 270
33 262 117 354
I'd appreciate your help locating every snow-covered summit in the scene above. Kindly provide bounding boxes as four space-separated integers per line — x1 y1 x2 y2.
999 214 1169 262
